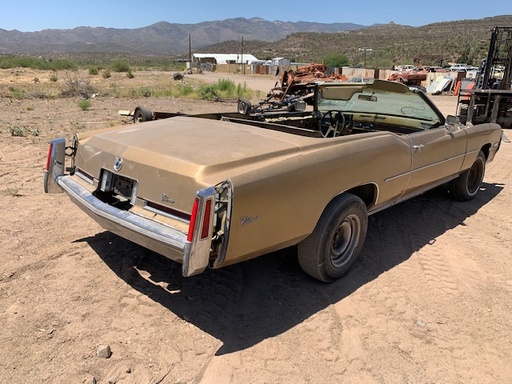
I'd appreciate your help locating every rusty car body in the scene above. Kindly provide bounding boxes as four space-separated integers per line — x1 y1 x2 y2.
44 80 502 282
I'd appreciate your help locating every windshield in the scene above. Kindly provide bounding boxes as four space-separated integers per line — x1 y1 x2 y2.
317 83 441 124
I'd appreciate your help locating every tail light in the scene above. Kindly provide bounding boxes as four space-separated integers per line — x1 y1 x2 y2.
45 142 54 171
187 195 214 242
187 198 200 242
183 186 216 277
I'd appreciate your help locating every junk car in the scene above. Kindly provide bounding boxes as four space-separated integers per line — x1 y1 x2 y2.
44 80 502 282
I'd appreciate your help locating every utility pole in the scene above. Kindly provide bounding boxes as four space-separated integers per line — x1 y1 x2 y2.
188 34 192 71
359 47 372 67
241 35 244 74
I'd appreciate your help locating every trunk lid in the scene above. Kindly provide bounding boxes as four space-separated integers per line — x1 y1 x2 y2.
75 116 304 211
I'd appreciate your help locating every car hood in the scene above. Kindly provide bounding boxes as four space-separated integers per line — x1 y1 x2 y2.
75 116 306 210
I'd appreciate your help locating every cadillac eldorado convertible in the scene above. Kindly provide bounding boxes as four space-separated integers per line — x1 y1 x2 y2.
44 80 502 282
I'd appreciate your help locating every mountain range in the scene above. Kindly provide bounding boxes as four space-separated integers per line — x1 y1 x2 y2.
1 15 511 66
0 17 365 55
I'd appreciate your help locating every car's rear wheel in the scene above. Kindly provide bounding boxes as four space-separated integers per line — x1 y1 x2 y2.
298 193 368 282
449 150 486 201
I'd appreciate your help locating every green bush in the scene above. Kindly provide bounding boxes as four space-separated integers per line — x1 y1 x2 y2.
78 99 92 110
9 87 24 100
126 69 134 78
198 85 219 101
175 84 194 97
88 67 99 75
111 59 130 73
9 125 26 137
217 79 236 93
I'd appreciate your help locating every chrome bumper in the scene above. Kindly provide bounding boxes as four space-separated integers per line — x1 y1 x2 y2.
44 138 211 277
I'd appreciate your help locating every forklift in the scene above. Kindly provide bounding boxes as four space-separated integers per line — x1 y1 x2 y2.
457 27 512 128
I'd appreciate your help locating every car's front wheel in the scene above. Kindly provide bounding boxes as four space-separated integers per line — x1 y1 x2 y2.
449 150 486 201
298 193 368 282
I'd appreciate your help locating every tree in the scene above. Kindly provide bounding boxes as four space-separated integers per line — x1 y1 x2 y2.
324 53 349 68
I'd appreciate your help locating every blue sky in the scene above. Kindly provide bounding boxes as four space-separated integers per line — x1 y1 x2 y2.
1 0 510 32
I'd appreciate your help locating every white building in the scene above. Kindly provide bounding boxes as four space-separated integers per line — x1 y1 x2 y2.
192 53 259 65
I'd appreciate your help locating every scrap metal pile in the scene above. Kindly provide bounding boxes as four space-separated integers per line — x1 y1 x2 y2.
387 70 427 86
238 63 347 116
278 63 348 97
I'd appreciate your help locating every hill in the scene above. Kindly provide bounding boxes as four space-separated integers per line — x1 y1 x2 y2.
200 15 512 67
0 17 364 55
0 15 511 67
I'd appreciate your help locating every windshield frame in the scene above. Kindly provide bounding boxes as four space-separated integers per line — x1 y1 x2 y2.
314 80 445 126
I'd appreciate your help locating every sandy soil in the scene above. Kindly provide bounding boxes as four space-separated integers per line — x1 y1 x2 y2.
0 69 511 384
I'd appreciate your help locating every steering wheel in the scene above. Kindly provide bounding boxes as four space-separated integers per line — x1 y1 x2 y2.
320 110 346 138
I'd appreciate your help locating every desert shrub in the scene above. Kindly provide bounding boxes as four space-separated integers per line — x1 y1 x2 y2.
134 87 154 97
175 84 194 97
111 59 130 73
236 82 250 98
214 79 252 99
126 69 134 78
88 67 99 75
61 72 96 98
217 79 236 93
198 85 219 101
78 99 92 110
9 125 26 137
102 69 111 79
9 87 24 100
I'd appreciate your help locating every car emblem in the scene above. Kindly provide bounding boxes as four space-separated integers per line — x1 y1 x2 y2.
161 193 176 204
113 156 123 172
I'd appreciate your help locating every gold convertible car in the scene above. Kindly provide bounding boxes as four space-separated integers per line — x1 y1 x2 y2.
44 80 502 282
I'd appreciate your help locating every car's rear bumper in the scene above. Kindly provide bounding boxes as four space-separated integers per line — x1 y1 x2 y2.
43 138 212 277
56 174 189 260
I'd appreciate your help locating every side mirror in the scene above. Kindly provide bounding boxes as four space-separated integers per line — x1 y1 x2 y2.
445 115 459 125
445 115 463 133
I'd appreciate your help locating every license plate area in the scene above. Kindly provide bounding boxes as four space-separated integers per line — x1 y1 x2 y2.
99 170 138 206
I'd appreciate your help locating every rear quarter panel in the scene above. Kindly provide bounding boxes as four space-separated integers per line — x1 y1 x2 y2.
220 132 412 266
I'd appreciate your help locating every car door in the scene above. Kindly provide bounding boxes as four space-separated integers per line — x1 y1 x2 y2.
405 124 467 192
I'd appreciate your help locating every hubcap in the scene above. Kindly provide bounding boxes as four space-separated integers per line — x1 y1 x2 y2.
331 213 361 268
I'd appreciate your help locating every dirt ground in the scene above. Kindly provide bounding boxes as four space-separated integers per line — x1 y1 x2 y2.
0 69 511 384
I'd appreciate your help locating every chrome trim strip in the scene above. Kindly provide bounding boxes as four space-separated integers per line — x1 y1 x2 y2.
143 203 190 224
75 169 95 185
410 153 466 174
